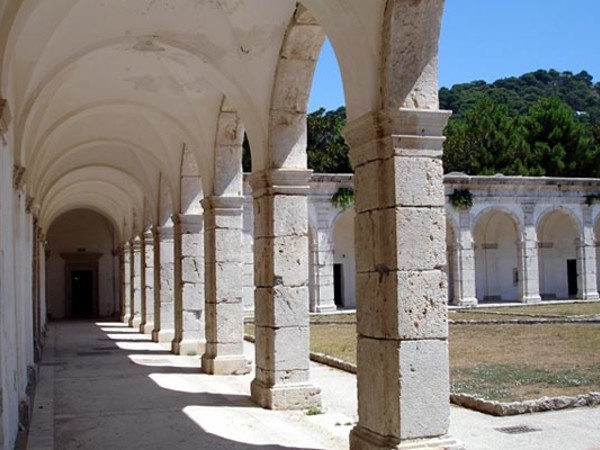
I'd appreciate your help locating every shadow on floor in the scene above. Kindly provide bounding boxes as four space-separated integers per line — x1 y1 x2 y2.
39 320 325 450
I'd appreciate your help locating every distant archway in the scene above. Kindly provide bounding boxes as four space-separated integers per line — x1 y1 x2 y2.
331 208 355 308
538 209 581 299
473 209 520 302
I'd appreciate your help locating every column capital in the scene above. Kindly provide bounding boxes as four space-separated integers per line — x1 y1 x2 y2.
131 236 143 250
0 99 11 139
201 196 243 215
156 224 175 239
172 213 203 233
13 164 26 191
249 169 312 197
343 108 451 167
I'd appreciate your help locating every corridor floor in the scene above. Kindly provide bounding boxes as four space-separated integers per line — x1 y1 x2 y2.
27 321 600 450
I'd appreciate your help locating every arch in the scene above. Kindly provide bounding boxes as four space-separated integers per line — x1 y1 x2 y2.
537 208 581 300
30 139 174 200
331 207 355 308
46 207 119 319
473 208 520 302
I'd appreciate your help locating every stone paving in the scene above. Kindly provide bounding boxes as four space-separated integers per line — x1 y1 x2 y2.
27 321 600 450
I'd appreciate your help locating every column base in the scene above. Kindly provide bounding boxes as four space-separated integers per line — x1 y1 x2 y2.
350 426 463 450
122 313 131 324
201 354 251 375
172 339 205 356
250 379 321 410
140 322 154 335
451 297 477 307
579 292 600 301
519 295 542 304
154 329 174 344
130 317 142 329
314 303 338 313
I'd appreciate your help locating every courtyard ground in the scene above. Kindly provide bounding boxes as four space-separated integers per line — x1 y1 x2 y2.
27 320 600 450
247 302 600 402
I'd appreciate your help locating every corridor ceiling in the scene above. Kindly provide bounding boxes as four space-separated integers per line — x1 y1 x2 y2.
0 0 442 241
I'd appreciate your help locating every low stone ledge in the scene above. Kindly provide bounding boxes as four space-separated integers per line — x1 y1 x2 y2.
450 317 600 325
450 392 600 416
309 351 357 374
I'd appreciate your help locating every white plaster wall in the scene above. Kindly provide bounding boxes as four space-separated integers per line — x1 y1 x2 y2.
332 208 356 308
0 143 20 450
473 211 519 301
46 209 116 318
538 211 578 299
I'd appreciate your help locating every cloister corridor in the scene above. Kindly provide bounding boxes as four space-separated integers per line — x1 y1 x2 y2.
27 320 353 449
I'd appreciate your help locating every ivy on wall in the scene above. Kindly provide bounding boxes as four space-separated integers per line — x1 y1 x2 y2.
331 187 354 209
449 189 474 210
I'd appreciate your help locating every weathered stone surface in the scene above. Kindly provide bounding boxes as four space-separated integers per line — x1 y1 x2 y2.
356 270 448 340
254 325 310 373
250 380 321 410
355 207 446 274
254 286 309 328
355 337 450 441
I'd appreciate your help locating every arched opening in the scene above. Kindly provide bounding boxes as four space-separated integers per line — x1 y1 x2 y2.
538 209 580 300
46 208 118 319
331 208 355 309
473 209 520 302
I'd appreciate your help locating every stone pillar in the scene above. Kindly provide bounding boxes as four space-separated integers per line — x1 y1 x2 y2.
121 242 131 323
311 231 336 312
141 231 155 334
152 225 175 343
517 204 542 303
249 169 321 410
344 109 461 450
129 237 142 328
201 197 250 375
577 207 599 300
171 214 205 355
453 210 478 307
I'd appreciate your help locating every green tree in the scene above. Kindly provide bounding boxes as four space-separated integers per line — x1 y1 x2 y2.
520 97 600 177
306 107 351 173
443 96 527 175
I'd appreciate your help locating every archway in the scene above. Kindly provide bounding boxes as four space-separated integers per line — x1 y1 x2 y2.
46 209 118 318
473 209 520 302
538 209 580 299
331 208 355 309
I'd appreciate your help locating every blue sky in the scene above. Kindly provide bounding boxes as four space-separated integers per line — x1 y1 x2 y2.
308 1 600 112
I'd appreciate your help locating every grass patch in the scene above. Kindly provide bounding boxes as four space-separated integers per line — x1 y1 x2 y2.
450 302 600 321
245 304 600 402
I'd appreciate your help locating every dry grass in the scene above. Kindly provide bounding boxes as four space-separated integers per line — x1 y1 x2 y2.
247 303 600 402
449 302 600 322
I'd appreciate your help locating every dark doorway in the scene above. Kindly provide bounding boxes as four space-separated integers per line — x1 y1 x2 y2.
567 259 577 297
71 270 94 317
333 264 343 307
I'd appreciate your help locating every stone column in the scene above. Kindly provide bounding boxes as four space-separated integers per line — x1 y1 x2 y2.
171 214 205 355
121 242 131 323
311 231 336 312
141 231 155 334
129 237 142 328
249 169 321 410
152 225 175 343
453 210 478 307
344 109 461 450
517 204 542 303
577 207 599 300
201 197 250 375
